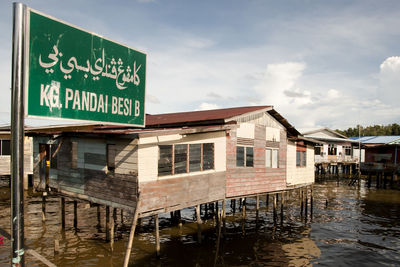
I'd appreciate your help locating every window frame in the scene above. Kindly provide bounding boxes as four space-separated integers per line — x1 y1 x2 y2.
328 144 337 156
0 139 11 156
158 143 215 176
296 144 307 167
236 145 254 168
266 148 279 168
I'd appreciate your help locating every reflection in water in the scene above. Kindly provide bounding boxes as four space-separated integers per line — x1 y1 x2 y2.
0 179 400 266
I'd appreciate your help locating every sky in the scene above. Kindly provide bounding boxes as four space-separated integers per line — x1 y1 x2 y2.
0 0 400 132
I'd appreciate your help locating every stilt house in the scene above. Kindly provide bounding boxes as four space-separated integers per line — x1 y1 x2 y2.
0 125 33 187
303 128 361 175
29 106 315 217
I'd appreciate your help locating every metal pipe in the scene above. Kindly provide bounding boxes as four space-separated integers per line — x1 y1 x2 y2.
11 2 26 266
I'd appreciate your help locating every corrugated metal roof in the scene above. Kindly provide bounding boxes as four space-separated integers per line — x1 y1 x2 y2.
305 135 359 143
350 136 400 144
26 105 303 138
146 106 272 126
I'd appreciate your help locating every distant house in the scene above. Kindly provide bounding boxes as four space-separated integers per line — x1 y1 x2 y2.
28 106 315 217
303 128 362 164
350 136 400 167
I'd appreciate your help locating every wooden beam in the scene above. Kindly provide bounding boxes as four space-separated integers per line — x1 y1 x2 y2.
196 204 202 244
106 206 110 242
60 197 65 230
155 214 160 257
123 194 142 267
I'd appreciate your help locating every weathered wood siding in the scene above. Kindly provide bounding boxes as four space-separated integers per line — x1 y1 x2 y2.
286 141 314 186
226 123 287 198
0 136 33 176
33 136 138 209
139 171 225 217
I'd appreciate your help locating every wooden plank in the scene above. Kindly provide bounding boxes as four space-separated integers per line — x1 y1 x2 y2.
84 152 107 166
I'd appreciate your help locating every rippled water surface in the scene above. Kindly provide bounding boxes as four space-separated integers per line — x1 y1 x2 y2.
1 178 400 266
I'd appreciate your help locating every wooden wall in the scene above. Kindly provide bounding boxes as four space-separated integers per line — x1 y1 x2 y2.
226 124 287 198
286 141 315 186
33 136 139 210
139 171 225 217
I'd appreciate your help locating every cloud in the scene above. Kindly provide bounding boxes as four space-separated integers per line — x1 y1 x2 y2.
207 92 222 99
146 94 160 104
379 56 400 106
254 61 311 109
198 102 220 110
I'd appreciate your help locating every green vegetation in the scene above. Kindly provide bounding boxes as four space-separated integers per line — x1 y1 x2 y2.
336 124 400 137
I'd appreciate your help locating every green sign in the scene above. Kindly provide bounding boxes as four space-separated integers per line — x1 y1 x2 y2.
27 10 146 126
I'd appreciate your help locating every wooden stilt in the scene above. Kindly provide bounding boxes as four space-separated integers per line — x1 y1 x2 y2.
97 205 101 228
110 210 115 252
232 199 236 214
300 189 304 216
310 186 314 218
222 200 226 235
214 210 222 266
266 194 269 210
383 172 387 189
273 194 277 224
42 194 46 222
113 208 117 223
215 201 219 225
155 214 160 257
280 192 284 224
106 206 110 242
121 209 124 225
54 239 60 255
391 173 394 188
73 200 78 230
305 187 308 221
60 197 65 230
367 172 371 188
196 204 202 244
242 198 246 219
123 194 141 267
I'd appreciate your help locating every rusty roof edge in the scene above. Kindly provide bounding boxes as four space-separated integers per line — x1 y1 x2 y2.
137 124 235 138
290 136 326 145
224 106 273 123
267 109 300 137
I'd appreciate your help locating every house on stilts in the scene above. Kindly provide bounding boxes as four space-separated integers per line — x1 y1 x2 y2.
302 128 361 176
28 105 316 226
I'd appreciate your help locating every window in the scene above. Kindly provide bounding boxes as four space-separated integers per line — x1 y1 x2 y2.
203 143 214 170
174 144 187 174
266 148 279 168
296 145 307 167
266 149 271 168
236 146 253 167
314 146 322 156
344 146 352 156
107 144 116 173
158 145 173 176
0 140 10 156
272 149 278 168
189 144 201 172
328 144 337 155
158 143 214 176
50 144 58 169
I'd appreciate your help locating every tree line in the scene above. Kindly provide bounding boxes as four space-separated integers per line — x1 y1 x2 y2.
336 123 400 137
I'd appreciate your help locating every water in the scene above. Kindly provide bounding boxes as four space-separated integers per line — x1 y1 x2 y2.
0 179 399 266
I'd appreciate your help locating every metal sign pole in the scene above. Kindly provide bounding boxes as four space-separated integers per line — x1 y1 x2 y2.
11 2 26 266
